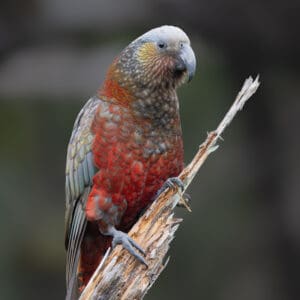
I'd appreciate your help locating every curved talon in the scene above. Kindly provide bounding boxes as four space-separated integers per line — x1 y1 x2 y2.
183 192 191 203
177 193 192 212
156 177 185 198
104 226 147 266
165 177 184 191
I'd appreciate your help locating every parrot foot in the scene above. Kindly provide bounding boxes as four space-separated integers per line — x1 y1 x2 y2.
156 177 184 197
104 225 147 266
156 177 192 211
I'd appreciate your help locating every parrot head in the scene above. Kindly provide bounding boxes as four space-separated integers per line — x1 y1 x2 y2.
99 25 196 103
131 25 196 86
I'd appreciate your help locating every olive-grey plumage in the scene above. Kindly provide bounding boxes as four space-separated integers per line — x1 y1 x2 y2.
65 97 99 299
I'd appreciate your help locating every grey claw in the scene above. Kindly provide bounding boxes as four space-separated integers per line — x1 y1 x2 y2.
156 177 185 197
182 193 192 204
109 227 147 266
166 177 184 191
127 236 146 256
177 192 192 212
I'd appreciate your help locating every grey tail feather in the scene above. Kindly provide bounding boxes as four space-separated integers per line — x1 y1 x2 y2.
65 190 89 299
65 250 80 300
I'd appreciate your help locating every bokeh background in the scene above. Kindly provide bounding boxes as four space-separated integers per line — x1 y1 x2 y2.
1 0 299 299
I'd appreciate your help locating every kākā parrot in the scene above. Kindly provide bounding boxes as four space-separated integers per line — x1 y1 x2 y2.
64 25 196 299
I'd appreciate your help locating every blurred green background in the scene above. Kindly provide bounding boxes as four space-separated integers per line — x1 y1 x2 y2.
0 0 299 299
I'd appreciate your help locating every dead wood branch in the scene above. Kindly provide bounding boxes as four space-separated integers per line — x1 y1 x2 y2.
79 76 260 300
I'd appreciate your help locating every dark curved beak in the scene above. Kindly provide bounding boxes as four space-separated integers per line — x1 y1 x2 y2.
176 44 196 82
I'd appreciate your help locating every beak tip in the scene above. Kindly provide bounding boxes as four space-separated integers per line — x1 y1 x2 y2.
183 48 196 83
187 71 195 82
176 45 196 83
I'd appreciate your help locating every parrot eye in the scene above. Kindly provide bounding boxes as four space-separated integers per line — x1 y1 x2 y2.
157 42 167 49
179 42 184 49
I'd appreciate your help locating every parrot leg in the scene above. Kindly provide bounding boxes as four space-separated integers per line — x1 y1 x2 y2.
100 225 147 266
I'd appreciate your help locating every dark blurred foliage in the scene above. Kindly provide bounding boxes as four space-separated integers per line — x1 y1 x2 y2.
0 0 299 299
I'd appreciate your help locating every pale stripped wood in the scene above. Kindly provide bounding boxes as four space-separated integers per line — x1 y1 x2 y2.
79 76 260 300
